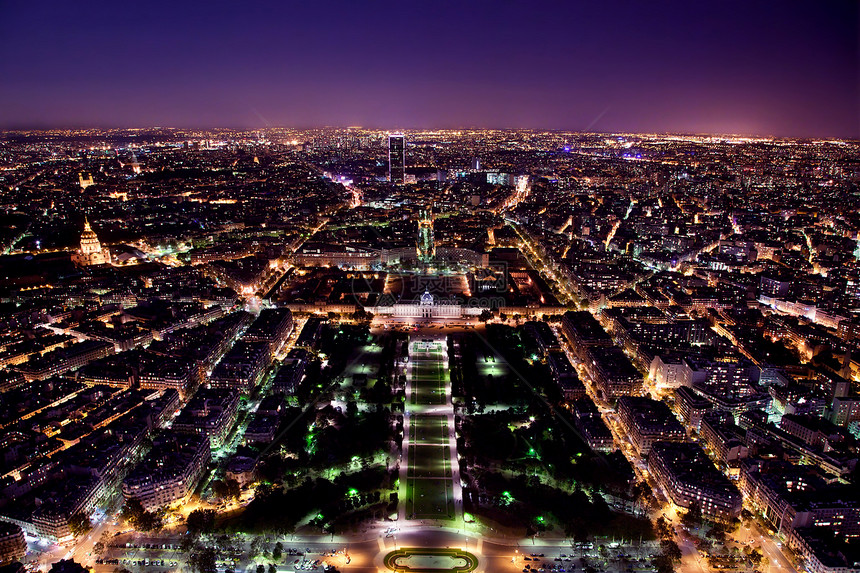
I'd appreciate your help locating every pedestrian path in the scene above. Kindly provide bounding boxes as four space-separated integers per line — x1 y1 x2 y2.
399 335 462 523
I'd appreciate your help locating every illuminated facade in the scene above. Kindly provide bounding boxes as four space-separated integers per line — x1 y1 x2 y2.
389 290 462 319
121 432 211 512
71 219 109 266
78 172 94 189
648 441 743 520
0 522 26 564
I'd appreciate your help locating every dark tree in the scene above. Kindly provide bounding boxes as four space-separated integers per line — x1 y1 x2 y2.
749 548 763 567
186 509 216 534
250 536 266 558
653 555 674 573
706 524 727 542
180 536 195 554
655 516 672 539
68 512 91 537
660 539 683 563
681 501 702 529
189 547 217 573
122 499 151 530
346 400 358 419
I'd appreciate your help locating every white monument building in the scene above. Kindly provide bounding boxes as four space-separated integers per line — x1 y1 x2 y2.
387 290 463 319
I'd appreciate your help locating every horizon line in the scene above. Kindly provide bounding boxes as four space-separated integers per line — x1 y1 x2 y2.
1 125 857 142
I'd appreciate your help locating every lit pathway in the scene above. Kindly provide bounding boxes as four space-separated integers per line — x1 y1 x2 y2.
399 334 462 524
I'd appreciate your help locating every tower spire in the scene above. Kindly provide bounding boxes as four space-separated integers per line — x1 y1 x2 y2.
417 207 435 263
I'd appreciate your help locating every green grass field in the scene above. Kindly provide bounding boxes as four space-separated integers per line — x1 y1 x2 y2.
406 478 456 520
410 360 446 405
407 444 451 478
409 416 449 445
405 338 456 522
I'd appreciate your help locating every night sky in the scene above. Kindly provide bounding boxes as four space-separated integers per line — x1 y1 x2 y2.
1 1 857 138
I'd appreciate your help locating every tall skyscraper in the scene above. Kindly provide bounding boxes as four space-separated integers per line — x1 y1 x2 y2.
388 133 405 183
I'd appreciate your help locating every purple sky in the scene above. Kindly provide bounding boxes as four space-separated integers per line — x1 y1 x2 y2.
1 1 857 138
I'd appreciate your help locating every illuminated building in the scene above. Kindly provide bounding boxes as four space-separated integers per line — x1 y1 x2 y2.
209 340 270 394
14 340 114 381
71 218 109 266
648 441 743 520
121 431 210 512
387 290 462 319
617 396 686 455
292 243 380 269
389 133 405 183
139 360 194 397
0 522 26 564
172 388 239 449
78 173 94 189
272 349 307 394
242 308 294 358
674 386 711 432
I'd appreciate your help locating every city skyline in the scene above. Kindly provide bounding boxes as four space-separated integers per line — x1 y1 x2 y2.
0 124 859 573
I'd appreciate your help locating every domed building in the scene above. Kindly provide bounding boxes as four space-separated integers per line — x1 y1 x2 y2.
71 218 110 266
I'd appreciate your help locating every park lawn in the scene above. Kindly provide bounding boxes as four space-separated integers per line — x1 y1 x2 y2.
407 478 456 520
407 444 451 478
409 416 449 445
